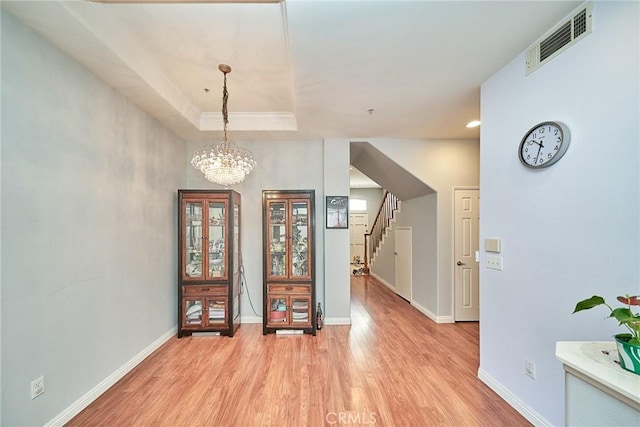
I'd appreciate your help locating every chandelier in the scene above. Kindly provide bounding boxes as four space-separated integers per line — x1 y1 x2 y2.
191 64 257 187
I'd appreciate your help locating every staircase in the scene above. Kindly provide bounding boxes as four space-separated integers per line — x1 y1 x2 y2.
363 191 400 274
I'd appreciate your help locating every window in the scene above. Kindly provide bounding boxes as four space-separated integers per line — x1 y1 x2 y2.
349 198 367 212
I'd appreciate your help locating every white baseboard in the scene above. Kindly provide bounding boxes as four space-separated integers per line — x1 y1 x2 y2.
371 273 395 291
46 326 177 427
370 274 454 324
324 317 351 325
477 368 552 427
411 300 455 324
241 315 262 324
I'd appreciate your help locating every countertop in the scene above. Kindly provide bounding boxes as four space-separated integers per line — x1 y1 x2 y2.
556 341 640 406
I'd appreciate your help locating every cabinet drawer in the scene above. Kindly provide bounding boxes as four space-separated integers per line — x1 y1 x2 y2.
268 284 310 294
182 285 226 295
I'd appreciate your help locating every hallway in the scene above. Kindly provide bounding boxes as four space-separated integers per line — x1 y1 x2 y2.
67 275 529 426
347 274 529 425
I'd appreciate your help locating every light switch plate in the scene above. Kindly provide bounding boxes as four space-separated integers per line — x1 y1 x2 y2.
486 255 503 270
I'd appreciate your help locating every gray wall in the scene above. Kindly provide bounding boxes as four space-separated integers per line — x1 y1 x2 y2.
322 139 351 322
479 2 639 425
370 193 438 317
1 13 185 426
396 194 438 314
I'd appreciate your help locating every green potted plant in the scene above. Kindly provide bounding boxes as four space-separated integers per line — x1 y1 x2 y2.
573 294 640 375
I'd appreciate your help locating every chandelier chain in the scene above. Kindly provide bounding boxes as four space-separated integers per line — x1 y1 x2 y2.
222 70 229 142
190 64 257 187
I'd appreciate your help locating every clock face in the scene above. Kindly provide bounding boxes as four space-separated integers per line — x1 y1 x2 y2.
519 121 570 169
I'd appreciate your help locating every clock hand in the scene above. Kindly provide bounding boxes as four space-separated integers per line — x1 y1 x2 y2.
533 140 544 163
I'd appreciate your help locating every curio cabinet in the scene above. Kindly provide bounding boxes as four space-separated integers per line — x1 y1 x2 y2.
178 190 241 337
262 190 316 335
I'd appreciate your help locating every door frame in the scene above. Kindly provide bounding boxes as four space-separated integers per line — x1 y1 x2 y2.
451 186 480 321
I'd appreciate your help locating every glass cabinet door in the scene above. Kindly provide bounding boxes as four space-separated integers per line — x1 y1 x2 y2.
291 201 310 278
291 297 310 325
268 202 287 277
184 298 204 327
268 296 288 325
208 201 226 279
207 298 227 325
184 202 203 279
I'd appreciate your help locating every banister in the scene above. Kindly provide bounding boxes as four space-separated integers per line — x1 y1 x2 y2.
363 191 399 274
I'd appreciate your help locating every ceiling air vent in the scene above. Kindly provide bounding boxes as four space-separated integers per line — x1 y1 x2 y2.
526 2 592 75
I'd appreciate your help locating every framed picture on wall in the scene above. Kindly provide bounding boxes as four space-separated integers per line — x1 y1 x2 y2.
326 196 349 229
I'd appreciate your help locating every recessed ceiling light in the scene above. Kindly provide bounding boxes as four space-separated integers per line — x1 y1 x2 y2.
466 120 481 128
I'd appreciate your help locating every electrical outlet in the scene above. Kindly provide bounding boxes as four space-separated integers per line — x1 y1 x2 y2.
485 255 503 270
31 376 44 399
525 361 536 379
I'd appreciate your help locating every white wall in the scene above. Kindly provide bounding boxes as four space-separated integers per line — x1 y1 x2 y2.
1 12 186 426
479 2 639 426
366 139 479 319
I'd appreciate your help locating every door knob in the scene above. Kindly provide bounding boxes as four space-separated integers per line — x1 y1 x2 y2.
456 261 464 266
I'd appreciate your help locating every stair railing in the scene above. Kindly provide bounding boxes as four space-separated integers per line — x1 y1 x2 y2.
363 191 399 274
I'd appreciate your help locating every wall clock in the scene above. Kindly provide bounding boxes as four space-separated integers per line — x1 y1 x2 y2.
518 121 570 169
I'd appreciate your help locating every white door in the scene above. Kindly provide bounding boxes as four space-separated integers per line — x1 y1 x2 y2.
454 189 480 321
395 227 412 301
349 213 368 264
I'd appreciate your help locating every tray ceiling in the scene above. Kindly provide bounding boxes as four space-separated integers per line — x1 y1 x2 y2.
2 0 582 142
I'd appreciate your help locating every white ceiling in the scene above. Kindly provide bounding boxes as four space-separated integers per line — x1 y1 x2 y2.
3 0 582 144
350 166 380 189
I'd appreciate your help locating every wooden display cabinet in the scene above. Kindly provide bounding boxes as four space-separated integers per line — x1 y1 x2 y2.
178 190 241 337
262 190 316 335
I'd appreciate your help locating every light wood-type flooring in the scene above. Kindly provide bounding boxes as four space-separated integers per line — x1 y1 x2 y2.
67 275 530 426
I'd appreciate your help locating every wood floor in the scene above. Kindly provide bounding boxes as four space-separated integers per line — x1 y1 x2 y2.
67 275 530 426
